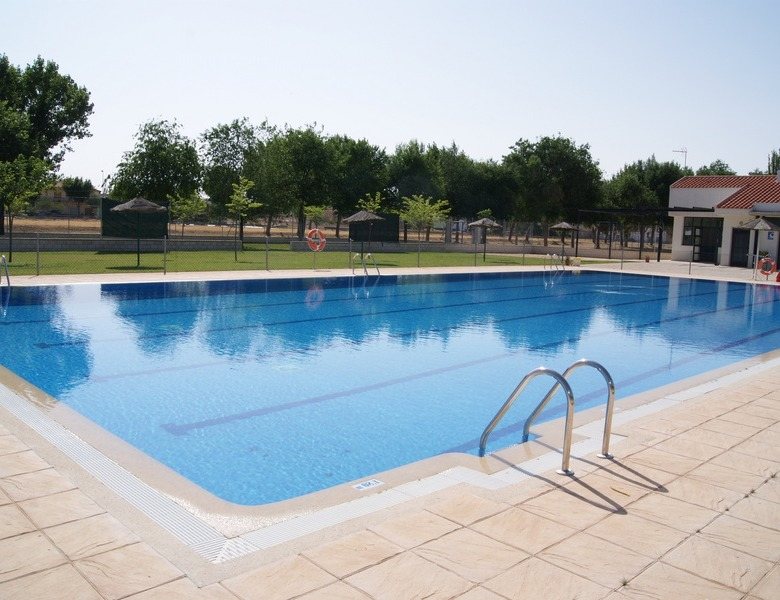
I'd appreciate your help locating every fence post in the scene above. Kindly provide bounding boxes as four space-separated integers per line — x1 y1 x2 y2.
36 232 40 276
265 236 269 271
163 237 167 275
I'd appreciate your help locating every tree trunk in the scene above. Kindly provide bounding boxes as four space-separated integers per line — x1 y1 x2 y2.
265 215 272 236
335 214 342 238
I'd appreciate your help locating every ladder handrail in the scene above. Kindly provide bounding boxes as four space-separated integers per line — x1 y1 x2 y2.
522 358 616 458
0 255 9 287
352 253 380 276
479 367 576 475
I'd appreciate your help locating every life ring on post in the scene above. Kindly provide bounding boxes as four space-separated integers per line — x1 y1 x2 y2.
758 257 775 276
306 228 327 252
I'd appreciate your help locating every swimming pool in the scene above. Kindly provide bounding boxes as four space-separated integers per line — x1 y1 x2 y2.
1 271 778 505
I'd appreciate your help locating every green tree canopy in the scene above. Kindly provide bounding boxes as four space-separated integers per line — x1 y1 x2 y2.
387 141 444 210
695 159 735 176
168 191 208 235
327 135 387 235
110 119 201 203
503 136 602 228
0 55 93 165
0 155 53 258
200 118 271 218
62 176 94 199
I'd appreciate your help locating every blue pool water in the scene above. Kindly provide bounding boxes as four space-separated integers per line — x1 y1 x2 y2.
1 271 779 505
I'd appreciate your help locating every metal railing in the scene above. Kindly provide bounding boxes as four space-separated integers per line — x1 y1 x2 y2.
0 255 9 287
479 367 576 475
479 360 617 475
522 359 616 459
352 253 380 276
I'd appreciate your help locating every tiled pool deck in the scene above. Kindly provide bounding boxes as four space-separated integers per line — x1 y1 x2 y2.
0 261 778 599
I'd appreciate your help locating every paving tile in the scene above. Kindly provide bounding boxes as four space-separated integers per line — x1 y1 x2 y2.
414 528 526 583
45 512 140 560
369 509 458 549
633 417 692 436
484 556 610 600
652 436 724 461
19 488 104 528
454 586 506 600
346 552 471 600
615 561 742 599
592 458 678 489
752 476 779 504
0 564 102 600
675 427 743 449
711 450 779 478
125 577 238 599
0 503 36 540
749 564 780 600
296 581 371 600
75 542 182 600
751 428 780 447
699 418 760 439
0 450 50 477
427 492 508 526
685 462 766 495
585 512 689 558
303 530 402 578
663 535 772 592
718 411 775 429
0 531 66 583
520 486 615 529
626 493 719 533
0 435 28 455
664 475 745 512
471 506 576 554
700 514 780 562
726 495 780 530
567 472 652 506
0 487 9 506
732 438 780 462
624 447 702 475
0 424 9 436
538 532 654 589
222 555 336 600
0 467 77 502
736 403 780 421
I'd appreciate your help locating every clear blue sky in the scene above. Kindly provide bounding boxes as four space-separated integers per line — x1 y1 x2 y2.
5 0 779 188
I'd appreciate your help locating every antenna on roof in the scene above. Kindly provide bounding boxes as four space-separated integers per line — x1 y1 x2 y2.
673 147 688 169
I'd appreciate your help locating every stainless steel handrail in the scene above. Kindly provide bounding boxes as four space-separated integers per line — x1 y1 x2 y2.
522 359 616 459
352 252 380 276
0 255 9 287
479 367 576 475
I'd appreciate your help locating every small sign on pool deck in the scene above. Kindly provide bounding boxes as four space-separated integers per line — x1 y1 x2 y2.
353 479 384 491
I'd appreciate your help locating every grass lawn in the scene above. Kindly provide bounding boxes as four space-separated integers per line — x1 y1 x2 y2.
0 244 581 276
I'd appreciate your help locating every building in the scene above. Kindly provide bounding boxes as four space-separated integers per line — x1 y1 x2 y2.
668 174 780 267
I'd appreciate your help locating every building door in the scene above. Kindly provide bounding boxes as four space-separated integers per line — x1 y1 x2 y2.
729 229 750 267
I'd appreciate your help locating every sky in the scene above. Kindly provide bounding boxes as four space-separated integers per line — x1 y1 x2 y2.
5 0 779 189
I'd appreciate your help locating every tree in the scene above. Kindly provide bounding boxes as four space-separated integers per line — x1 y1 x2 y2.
200 118 271 219
768 149 780 175
169 191 208 236
387 141 444 210
61 176 94 216
303 205 326 228
399 195 450 266
695 160 735 176
358 192 383 213
503 136 602 244
0 55 93 165
327 135 387 237
0 155 53 260
110 119 201 203
225 176 261 257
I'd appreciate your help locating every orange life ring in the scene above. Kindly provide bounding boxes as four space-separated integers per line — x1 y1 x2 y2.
306 228 327 252
758 257 775 276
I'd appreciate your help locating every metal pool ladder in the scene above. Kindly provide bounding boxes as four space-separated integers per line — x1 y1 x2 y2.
352 253 380 276
0 255 9 287
478 359 616 476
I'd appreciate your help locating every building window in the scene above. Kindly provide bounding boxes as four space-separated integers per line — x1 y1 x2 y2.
682 217 723 247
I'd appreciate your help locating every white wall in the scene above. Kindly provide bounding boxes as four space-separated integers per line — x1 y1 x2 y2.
669 187 740 210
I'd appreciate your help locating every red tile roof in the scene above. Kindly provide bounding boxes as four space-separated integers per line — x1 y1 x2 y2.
671 175 780 209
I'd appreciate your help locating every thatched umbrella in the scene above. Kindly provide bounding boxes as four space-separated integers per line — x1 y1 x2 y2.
468 217 499 261
110 197 167 267
343 210 384 255
550 221 579 258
